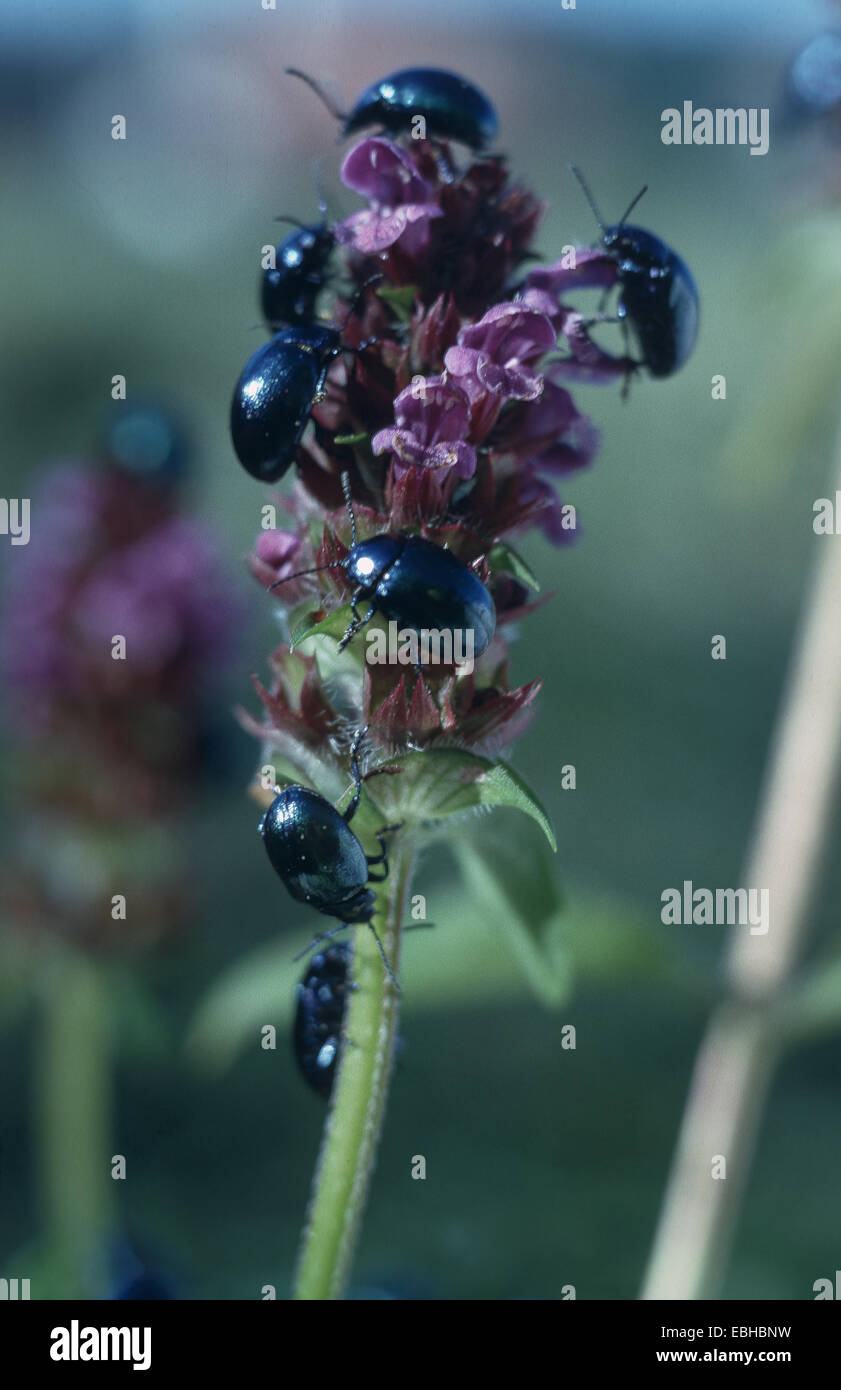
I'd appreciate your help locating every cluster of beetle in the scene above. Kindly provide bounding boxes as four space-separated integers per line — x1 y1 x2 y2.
230 66 699 1098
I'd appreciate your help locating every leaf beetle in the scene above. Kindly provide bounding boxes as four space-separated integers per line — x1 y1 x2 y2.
231 281 379 484
570 165 699 380
269 473 497 659
261 216 335 331
285 66 498 152
259 725 401 985
293 940 352 1097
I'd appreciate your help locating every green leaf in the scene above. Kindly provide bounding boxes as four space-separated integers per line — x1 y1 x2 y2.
289 603 354 650
185 898 550 1075
185 934 306 1074
450 827 568 1006
333 432 369 446
185 837 682 1074
370 748 556 850
375 284 419 321
488 542 541 592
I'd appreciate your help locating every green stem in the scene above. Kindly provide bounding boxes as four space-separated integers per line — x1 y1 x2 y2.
37 944 115 1295
293 842 413 1300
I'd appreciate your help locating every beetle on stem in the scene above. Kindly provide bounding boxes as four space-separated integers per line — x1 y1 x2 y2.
259 725 402 987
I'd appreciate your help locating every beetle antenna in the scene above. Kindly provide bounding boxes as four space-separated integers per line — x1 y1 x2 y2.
569 164 605 233
367 923 400 990
293 923 348 961
273 214 308 229
267 560 343 592
285 67 348 123
340 471 358 548
340 272 384 331
617 184 648 229
292 920 400 990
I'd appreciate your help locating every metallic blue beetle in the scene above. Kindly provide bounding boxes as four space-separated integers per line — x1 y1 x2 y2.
603 223 699 379
261 785 382 922
571 166 699 380
286 66 498 151
339 531 496 655
293 941 351 1097
230 322 340 483
270 474 497 659
261 219 334 331
259 726 400 984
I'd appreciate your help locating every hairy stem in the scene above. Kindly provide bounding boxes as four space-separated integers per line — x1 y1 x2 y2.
292 842 413 1300
641 407 841 1300
37 944 116 1295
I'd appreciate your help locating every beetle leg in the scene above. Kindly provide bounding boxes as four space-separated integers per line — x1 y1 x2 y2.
365 821 404 874
343 723 369 824
337 594 376 652
428 135 456 184
579 311 624 329
616 318 642 401
596 285 612 317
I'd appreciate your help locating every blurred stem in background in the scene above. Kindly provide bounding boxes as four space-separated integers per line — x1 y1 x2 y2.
641 395 841 1300
0 416 240 1296
293 843 413 1300
36 944 115 1296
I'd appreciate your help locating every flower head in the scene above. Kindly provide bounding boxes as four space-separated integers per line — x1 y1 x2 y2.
238 129 627 772
336 138 442 256
445 302 557 404
0 457 240 819
372 377 476 480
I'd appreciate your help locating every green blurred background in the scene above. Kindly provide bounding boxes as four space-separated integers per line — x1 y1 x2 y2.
2 0 841 1299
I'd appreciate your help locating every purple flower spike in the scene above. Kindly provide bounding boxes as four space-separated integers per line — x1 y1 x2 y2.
444 302 557 404
335 138 442 255
372 376 476 479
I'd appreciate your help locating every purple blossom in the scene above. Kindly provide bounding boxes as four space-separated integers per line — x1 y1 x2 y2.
518 469 576 545
335 138 442 255
254 529 302 578
444 302 557 405
524 247 619 301
521 250 632 384
496 375 600 474
0 462 239 738
74 519 234 674
372 376 476 480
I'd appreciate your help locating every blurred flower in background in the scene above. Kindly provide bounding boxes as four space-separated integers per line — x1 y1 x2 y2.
0 405 240 950
0 404 241 1295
